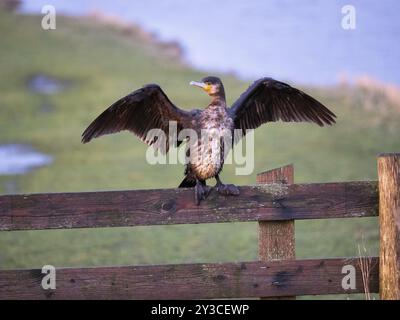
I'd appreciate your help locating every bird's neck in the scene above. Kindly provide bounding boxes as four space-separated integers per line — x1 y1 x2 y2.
209 92 226 108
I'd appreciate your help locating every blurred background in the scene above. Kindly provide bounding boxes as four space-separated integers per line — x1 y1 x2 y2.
1 0 400 299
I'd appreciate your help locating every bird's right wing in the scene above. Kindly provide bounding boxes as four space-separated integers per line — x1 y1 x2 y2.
81 84 192 153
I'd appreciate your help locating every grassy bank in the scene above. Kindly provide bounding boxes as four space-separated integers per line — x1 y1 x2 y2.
1 9 399 298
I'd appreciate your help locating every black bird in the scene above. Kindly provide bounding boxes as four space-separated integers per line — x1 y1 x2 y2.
82 76 336 204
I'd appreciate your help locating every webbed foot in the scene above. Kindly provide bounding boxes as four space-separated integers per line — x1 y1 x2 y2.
215 174 240 197
194 180 211 205
216 183 240 196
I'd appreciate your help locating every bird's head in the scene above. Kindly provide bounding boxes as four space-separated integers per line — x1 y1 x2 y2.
190 76 225 98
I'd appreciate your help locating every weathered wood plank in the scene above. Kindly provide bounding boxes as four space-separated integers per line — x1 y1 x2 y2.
257 165 294 185
0 181 378 231
0 257 379 300
378 153 400 299
257 164 296 300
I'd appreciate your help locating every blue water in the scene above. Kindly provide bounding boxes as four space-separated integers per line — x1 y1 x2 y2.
0 144 53 175
21 0 400 85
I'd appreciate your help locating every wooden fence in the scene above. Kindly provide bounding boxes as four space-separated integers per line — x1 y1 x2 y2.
0 153 399 299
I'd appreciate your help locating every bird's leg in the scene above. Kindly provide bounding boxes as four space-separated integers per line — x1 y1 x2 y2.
215 175 240 196
194 179 211 205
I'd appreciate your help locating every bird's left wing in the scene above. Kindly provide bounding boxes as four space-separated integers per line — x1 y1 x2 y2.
229 77 336 136
82 84 192 153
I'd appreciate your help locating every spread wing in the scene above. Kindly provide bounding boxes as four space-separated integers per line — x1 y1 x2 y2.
82 84 192 153
229 77 336 136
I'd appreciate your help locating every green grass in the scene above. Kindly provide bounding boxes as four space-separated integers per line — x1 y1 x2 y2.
0 10 398 299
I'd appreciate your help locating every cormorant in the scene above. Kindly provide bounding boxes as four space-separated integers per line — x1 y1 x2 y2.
82 76 336 205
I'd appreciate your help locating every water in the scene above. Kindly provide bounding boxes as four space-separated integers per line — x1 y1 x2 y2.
27 74 69 95
0 144 53 175
20 0 400 85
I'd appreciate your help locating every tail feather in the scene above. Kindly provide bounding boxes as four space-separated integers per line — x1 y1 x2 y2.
178 176 196 188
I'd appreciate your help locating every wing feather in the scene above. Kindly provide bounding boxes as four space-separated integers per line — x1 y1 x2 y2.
229 77 336 135
81 84 191 153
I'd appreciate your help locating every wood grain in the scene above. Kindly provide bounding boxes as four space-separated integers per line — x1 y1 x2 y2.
257 164 295 300
378 153 400 299
0 258 379 300
0 181 379 231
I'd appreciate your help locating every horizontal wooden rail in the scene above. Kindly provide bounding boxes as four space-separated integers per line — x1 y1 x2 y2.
0 257 379 299
0 181 378 231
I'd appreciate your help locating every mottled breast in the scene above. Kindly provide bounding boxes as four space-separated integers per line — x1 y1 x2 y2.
189 105 234 180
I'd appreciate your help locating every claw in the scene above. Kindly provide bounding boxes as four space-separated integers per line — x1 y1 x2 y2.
226 184 240 195
194 181 211 205
216 183 240 196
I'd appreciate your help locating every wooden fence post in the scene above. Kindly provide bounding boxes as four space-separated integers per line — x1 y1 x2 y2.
378 153 400 299
257 164 296 299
